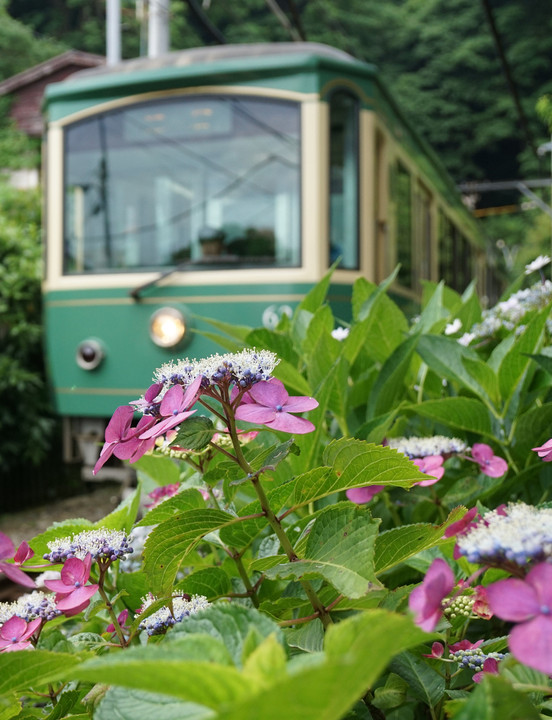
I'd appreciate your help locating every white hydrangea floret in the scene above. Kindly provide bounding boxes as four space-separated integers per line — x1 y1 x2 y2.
331 327 350 341
45 529 133 563
456 502 552 566
0 591 60 626
137 593 210 635
387 435 467 459
525 255 551 275
445 319 462 335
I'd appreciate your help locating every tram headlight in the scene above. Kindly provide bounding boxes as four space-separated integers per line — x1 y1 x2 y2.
149 307 187 348
76 339 104 370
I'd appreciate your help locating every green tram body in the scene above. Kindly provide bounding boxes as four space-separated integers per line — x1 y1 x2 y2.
43 42 485 453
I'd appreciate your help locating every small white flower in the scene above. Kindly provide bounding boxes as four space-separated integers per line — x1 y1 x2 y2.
458 332 475 347
331 326 350 341
45 529 133 563
138 593 210 635
445 319 462 335
525 255 551 275
387 435 467 459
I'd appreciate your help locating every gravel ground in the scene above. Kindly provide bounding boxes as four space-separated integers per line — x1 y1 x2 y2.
0 482 123 547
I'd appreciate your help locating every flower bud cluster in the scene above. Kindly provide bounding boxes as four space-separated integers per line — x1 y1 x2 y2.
455 502 552 568
442 593 475 619
449 647 505 672
137 593 210 636
44 529 133 564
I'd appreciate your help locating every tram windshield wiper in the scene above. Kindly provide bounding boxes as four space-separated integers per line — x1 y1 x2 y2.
129 264 187 300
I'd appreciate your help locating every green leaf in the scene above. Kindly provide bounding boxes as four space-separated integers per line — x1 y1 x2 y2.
374 507 465 575
510 402 552 462
372 673 409 710
143 509 237 595
461 356 500 407
28 519 93 560
265 503 381 598
407 397 493 437
134 453 181 486
390 651 445 707
368 334 418 418
174 416 215 451
450 674 540 720
0 695 20 720
95 687 213 720
272 358 313 396
297 266 335 314
74 636 249 708
195 315 251 343
414 281 449 333
137 488 206 527
0 651 82 696
175 567 232 600
416 335 486 398
284 619 324 652
164 605 283 669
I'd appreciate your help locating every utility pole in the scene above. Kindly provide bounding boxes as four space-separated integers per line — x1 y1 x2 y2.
106 0 122 65
148 0 171 58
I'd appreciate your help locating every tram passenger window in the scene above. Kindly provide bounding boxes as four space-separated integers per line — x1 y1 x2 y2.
329 91 359 269
63 96 300 273
395 163 413 288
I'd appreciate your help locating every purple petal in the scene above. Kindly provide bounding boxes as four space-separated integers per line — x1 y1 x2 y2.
105 406 135 443
346 486 385 504
138 411 195 440
56 584 99 611
526 562 552 609
160 384 184 417
0 640 33 652
235 404 277 425
248 379 289 408
409 559 455 631
0 533 14 561
61 556 90 586
282 396 319 413
14 541 34 565
480 456 508 478
93 441 117 475
471 443 493 462
264 412 315 434
0 616 26 641
0 562 36 588
128 436 156 463
486 578 539 622
18 617 41 642
44 578 72 594
144 382 163 402
509 616 552 675
181 374 203 409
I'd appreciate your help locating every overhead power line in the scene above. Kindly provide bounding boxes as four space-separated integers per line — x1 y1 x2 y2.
184 0 226 44
264 0 305 41
480 0 539 161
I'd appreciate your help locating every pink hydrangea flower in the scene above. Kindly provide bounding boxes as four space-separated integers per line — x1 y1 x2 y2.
449 638 483 652
532 438 552 462
412 455 445 486
409 558 455 632
470 443 508 478
486 562 552 674
423 641 445 658
144 483 181 508
106 608 129 635
0 616 41 652
0 533 36 588
44 555 99 616
444 507 480 539
346 485 385 504
235 378 318 434
139 375 202 441
472 585 493 620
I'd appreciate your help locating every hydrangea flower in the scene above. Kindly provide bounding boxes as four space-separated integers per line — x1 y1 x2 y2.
412 455 445 486
409 558 455 631
44 555 99 616
0 533 36 588
450 645 505 679
0 591 60 625
486 562 552 675
93 407 156 474
532 438 552 462
469 443 508 478
445 319 462 335
331 326 350 341
455 502 552 568
44 529 133 564
0 616 41 653
138 375 202 441
137 593 210 636
387 436 467 459
144 483 181 508
235 378 318 434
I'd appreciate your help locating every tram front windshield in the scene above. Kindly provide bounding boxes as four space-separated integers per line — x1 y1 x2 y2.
63 95 301 274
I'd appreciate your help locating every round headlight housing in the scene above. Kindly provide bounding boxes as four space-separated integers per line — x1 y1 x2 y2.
149 307 187 348
76 339 104 370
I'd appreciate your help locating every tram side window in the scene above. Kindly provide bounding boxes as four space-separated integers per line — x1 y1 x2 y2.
395 163 413 288
63 95 301 274
438 212 455 287
329 91 359 269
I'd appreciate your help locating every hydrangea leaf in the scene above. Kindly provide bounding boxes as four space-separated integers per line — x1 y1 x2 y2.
368 334 419 418
136 489 206 527
390 651 445 708
416 334 487 399
264 504 381 598
95 687 213 720
0 651 82 696
167 605 283 668
407 397 493 438
449 674 540 720
92 483 141 533
374 506 465 575
134 453 181 486
173 416 215 451
143 509 238 595
175 567 232 600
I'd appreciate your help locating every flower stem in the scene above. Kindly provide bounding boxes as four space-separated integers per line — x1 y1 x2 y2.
97 583 127 648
